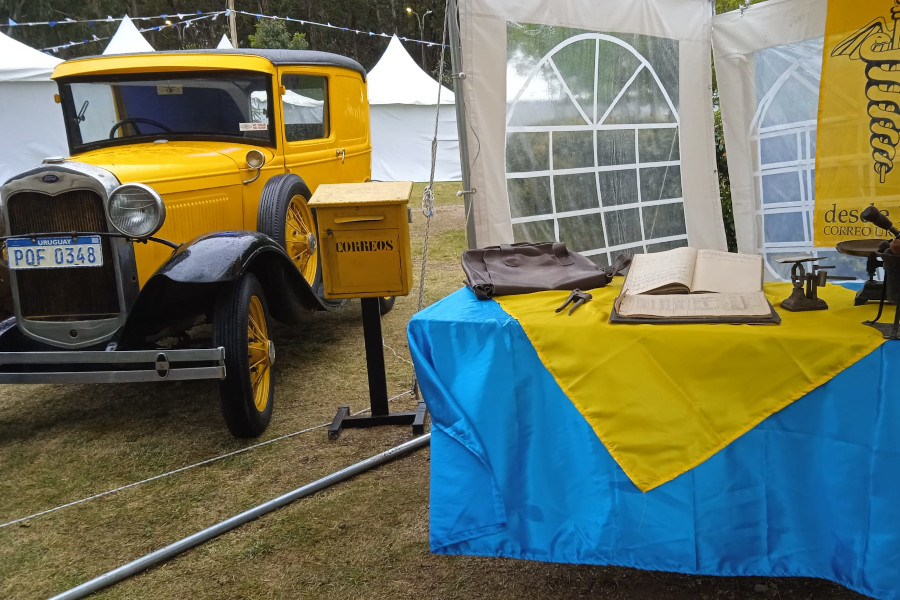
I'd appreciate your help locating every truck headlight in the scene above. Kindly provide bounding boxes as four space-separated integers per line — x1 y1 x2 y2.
107 183 166 239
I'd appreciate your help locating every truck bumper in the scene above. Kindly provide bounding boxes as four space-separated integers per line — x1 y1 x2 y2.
0 347 226 384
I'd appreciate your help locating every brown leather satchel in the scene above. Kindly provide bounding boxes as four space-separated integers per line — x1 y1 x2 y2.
461 242 630 300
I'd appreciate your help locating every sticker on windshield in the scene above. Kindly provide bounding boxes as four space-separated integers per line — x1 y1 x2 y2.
157 84 183 95
239 122 268 131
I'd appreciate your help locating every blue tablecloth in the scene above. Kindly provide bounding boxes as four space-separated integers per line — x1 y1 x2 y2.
408 287 900 600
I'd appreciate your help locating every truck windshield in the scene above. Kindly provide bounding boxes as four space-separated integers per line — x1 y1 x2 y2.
59 71 273 151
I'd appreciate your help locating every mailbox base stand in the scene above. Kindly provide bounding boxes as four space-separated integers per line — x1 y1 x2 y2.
328 297 428 440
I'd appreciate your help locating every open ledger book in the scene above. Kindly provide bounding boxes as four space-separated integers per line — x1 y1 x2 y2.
611 247 780 324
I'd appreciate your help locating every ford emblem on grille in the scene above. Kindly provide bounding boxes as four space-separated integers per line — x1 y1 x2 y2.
155 353 170 379
41 174 59 183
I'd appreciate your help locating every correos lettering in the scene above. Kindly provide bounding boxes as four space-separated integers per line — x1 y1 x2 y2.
335 240 395 253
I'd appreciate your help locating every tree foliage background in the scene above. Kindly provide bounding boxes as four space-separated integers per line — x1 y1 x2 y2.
248 17 308 50
713 0 767 250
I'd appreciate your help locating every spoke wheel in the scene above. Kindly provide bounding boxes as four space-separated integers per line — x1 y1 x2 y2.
247 294 272 412
214 273 274 438
258 174 318 287
258 173 346 308
283 194 318 284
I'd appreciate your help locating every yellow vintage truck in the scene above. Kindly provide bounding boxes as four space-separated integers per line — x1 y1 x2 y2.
0 49 380 437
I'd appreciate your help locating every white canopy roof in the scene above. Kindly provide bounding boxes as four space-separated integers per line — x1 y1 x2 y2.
103 15 154 55
367 35 454 105
216 34 234 49
0 31 62 82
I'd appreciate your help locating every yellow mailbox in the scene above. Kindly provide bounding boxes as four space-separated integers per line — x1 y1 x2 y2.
309 181 413 299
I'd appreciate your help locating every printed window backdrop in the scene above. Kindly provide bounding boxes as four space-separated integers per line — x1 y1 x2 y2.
751 38 865 280
506 24 685 267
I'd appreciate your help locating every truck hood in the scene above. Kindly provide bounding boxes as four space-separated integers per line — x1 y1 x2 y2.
72 142 271 192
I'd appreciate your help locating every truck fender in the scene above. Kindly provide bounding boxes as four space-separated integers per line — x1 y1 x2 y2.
120 232 325 345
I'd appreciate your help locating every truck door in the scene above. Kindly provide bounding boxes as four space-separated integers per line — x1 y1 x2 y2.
279 70 371 193
328 71 371 183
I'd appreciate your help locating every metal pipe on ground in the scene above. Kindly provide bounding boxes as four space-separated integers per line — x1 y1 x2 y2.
49 433 432 600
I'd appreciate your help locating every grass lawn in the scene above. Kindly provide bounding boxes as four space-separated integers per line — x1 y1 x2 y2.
0 182 868 600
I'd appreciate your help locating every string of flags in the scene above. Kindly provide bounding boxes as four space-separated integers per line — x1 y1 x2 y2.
5 9 441 54
8 10 207 28
10 10 225 53
231 10 443 47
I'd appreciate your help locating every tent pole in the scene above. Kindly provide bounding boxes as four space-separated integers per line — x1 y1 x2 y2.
446 0 477 249
228 0 238 49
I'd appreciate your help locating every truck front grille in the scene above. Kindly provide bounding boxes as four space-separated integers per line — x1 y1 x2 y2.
7 190 119 320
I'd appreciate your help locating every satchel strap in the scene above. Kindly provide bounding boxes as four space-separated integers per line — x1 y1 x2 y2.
553 243 575 266
604 253 632 278
500 242 574 267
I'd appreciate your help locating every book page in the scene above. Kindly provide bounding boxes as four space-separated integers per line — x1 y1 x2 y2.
616 291 772 318
622 246 697 295
690 249 763 294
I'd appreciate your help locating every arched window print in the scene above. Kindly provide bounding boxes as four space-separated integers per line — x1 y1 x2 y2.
506 26 685 267
751 38 866 280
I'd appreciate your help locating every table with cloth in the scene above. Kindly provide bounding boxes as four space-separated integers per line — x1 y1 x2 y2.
407 281 900 600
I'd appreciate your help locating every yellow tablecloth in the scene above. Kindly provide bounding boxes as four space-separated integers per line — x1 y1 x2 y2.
497 282 886 491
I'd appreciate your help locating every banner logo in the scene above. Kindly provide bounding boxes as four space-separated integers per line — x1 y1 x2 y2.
814 0 900 247
830 2 900 184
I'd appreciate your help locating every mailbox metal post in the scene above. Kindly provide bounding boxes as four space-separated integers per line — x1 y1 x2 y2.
328 297 427 439
311 181 426 439
362 297 390 416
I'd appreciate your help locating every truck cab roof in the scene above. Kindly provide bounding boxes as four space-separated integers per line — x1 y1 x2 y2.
53 48 367 80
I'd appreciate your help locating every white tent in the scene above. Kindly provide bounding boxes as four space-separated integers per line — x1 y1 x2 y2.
74 15 154 143
103 15 154 55
251 89 323 124
367 35 461 182
217 34 234 49
0 32 67 185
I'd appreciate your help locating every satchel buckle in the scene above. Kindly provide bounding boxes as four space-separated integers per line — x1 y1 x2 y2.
555 288 593 315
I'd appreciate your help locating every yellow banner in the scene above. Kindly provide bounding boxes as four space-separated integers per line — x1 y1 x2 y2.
815 1 900 245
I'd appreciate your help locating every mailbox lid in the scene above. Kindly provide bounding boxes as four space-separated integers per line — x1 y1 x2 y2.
308 181 413 208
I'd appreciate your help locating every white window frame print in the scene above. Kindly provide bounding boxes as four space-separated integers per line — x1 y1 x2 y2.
505 32 686 266
750 41 822 281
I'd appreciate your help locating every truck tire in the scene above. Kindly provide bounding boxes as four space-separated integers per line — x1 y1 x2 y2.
258 174 319 286
214 272 274 438
258 174 346 308
379 296 396 315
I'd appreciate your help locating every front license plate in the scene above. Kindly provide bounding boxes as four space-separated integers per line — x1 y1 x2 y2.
6 236 104 270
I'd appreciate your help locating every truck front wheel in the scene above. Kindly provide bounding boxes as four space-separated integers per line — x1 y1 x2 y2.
214 273 274 438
